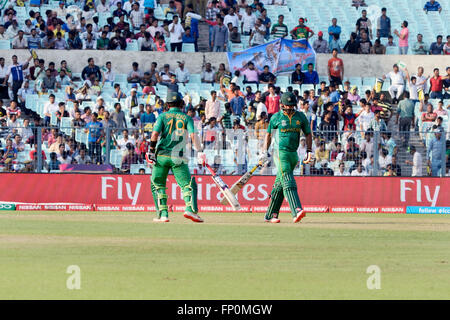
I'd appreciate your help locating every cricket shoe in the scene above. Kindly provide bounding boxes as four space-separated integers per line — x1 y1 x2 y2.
293 209 306 223
264 218 281 223
183 212 204 223
153 216 170 223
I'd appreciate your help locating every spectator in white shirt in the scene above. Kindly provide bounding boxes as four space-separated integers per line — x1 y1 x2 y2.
359 132 374 159
129 3 144 30
97 0 110 13
175 60 190 84
102 61 115 85
241 6 256 36
334 162 350 176
12 30 28 49
382 64 406 104
378 148 392 170
224 6 240 28
123 0 134 12
146 19 165 38
249 18 266 47
116 129 136 155
351 163 368 176
356 100 374 132
55 2 67 17
205 91 221 120
201 63 215 83
5 20 19 39
43 94 59 126
405 145 423 176
82 33 97 49
169 15 184 52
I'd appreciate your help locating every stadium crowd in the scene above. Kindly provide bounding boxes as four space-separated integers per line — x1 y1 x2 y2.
0 0 447 54
0 0 448 176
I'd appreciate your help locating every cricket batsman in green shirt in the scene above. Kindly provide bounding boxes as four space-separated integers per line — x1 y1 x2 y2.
146 92 205 223
259 92 314 223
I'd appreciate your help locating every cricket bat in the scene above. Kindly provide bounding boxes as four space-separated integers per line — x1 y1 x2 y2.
204 162 241 211
220 161 266 205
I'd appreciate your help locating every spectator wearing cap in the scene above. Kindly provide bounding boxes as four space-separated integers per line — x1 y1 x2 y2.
427 128 445 176
175 61 190 84
424 0 442 13
328 18 341 44
313 31 328 53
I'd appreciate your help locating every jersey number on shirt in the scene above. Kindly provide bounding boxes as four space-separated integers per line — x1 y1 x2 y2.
167 119 185 136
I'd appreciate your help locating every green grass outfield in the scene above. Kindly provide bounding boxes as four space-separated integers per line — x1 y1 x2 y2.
0 211 449 299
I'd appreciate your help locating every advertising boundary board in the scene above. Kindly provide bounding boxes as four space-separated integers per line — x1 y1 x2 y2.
1 174 448 213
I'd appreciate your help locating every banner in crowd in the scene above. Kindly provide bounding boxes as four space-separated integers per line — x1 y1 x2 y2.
227 38 316 75
0 174 448 210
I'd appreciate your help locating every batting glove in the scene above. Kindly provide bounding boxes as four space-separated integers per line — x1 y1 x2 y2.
145 149 156 165
258 152 271 164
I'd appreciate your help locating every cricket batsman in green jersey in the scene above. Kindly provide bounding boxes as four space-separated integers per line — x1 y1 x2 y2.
259 92 314 223
146 92 205 223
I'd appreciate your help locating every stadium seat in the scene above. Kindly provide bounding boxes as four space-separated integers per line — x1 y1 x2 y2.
0 40 10 49
126 41 139 51
386 46 398 55
229 43 244 52
114 74 128 83
189 74 201 84
182 43 195 52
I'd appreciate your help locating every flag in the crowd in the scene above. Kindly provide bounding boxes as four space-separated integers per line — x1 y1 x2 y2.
227 38 316 75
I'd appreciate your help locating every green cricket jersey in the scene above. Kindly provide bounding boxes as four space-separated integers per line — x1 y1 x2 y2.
267 111 311 152
153 108 195 157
